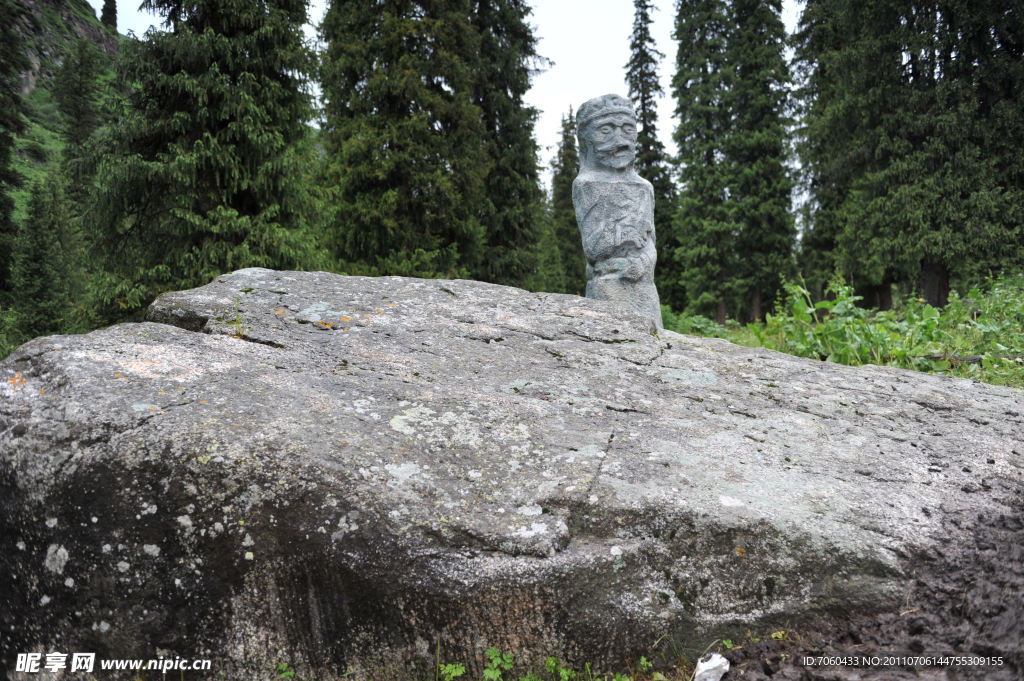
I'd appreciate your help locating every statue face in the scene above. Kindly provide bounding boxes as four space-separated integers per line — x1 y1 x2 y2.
582 113 637 170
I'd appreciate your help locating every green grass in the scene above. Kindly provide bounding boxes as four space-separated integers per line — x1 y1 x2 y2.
663 271 1024 390
11 116 65 223
270 647 708 681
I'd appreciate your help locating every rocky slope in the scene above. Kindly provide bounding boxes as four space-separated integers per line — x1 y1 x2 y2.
13 0 117 95
1 269 1021 679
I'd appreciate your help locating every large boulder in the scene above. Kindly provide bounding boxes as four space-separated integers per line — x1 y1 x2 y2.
2 269 1022 680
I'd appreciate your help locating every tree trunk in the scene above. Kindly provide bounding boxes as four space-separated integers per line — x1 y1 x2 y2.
878 280 893 311
920 259 949 307
751 289 762 321
716 298 727 327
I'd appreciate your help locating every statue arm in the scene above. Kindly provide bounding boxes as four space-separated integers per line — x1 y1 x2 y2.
580 219 618 264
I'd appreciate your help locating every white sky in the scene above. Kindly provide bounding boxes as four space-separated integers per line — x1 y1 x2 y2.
86 0 802 185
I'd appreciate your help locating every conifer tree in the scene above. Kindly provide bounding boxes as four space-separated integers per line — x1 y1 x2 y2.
0 0 28 300
671 0 734 324
320 0 490 278
625 0 680 311
793 0 1024 306
100 0 116 30
728 0 793 321
550 107 585 295
12 169 70 340
54 39 101 149
525 196 566 294
470 0 548 288
86 0 326 323
54 39 103 218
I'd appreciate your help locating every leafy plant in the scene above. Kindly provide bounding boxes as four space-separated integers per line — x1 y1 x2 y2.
440 663 466 681
668 271 1024 390
662 305 729 338
276 662 295 679
484 648 514 681
435 635 466 681
545 656 576 681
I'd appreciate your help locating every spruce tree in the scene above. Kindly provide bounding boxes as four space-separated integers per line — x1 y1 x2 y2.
470 0 548 288
550 107 585 295
671 0 734 324
100 0 116 30
625 0 681 311
54 39 103 220
793 0 1024 306
12 169 71 340
54 39 101 149
320 0 490 278
525 196 566 294
0 0 28 301
86 0 326 323
728 0 793 321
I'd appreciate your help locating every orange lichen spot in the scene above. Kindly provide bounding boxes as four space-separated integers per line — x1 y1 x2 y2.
159 392 166 395
389 303 396 306
200 400 208 404
39 389 45 394
150 407 156 411
340 317 351 322
735 548 745 557
276 309 284 314
115 374 122 377
510 292 518 296
159 411 165 414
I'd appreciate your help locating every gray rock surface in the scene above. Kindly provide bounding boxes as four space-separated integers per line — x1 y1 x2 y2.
574 94 663 329
2 268 1022 680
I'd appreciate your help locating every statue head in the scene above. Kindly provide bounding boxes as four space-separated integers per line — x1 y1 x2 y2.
576 94 638 175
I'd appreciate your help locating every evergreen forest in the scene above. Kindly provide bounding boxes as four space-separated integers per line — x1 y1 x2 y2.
1 0 1022 386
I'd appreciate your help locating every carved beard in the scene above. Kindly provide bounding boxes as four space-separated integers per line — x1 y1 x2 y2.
592 140 635 170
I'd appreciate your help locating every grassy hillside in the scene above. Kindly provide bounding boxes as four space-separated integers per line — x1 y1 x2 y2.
10 0 119 220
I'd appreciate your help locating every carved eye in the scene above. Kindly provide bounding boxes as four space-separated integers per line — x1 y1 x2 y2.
624 125 636 134
599 125 613 133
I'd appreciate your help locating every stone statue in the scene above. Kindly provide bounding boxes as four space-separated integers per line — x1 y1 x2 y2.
573 94 663 329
